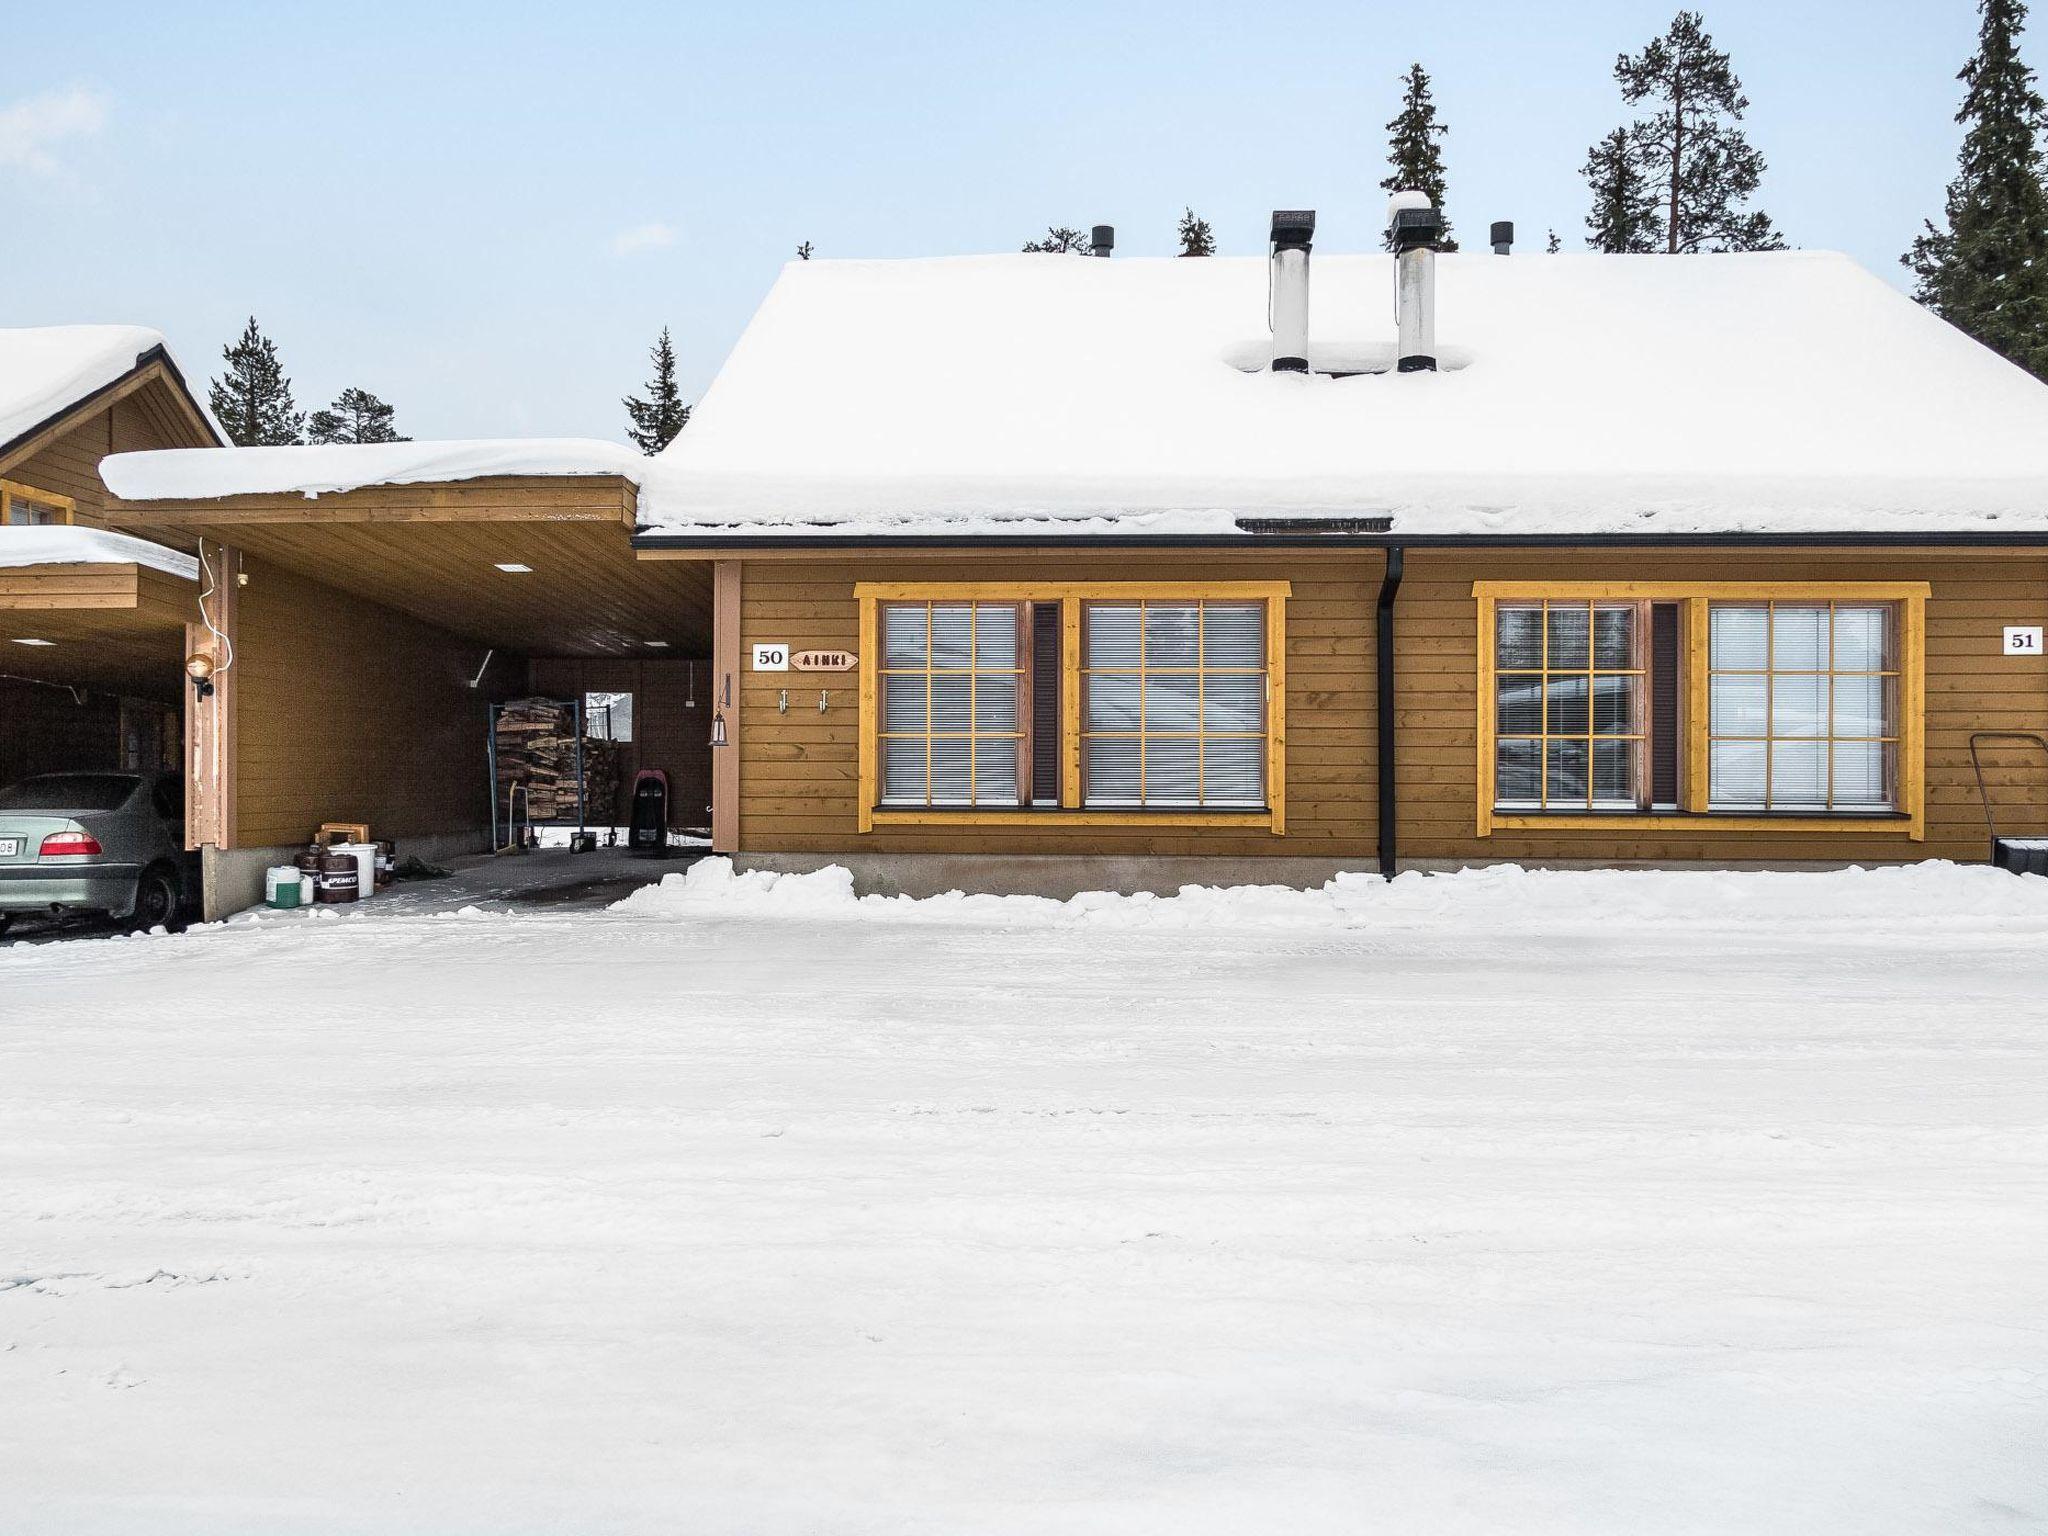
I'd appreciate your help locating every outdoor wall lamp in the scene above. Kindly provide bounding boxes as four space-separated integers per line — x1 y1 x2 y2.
185 652 216 701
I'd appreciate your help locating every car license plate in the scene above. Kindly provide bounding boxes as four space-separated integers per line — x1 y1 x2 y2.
0 839 18 857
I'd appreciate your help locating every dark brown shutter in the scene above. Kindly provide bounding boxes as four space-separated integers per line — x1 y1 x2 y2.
1650 603 1680 808
1032 602 1061 804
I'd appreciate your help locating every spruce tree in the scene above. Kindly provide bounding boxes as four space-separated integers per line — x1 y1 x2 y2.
623 327 690 455
1546 229 1563 254
1380 63 1458 251
307 387 407 445
796 240 814 260
208 318 304 447
1582 129 1660 252
1177 208 1216 256
1021 226 1090 253
1607 11 1783 253
1905 0 2048 378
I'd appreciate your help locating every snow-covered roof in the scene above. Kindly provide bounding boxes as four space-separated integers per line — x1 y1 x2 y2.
629 250 2048 539
0 325 219 458
102 438 644 503
0 526 198 581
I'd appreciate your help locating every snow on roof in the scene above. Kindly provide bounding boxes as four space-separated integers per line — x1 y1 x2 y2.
0 325 217 456
0 526 198 581
101 438 646 503
629 250 2048 538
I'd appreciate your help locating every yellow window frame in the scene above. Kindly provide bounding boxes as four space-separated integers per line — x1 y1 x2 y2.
1473 581 1928 841
855 581 1290 833
0 480 77 527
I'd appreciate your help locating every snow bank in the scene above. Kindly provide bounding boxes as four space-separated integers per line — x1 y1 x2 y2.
0 325 201 452
635 251 2048 535
615 856 2048 935
100 437 646 503
0 526 197 580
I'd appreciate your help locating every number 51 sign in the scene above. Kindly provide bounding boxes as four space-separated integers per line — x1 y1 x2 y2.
2005 626 2044 656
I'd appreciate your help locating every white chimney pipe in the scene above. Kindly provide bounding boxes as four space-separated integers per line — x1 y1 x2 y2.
1268 210 1316 373
1387 190 1441 374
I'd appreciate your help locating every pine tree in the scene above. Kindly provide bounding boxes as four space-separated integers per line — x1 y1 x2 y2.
1177 208 1216 256
1380 63 1458 251
796 240 814 260
1905 0 2048 378
1582 129 1661 252
1546 229 1563 254
208 318 304 447
1021 226 1090 254
623 327 690 455
307 387 407 445
1606 11 1783 253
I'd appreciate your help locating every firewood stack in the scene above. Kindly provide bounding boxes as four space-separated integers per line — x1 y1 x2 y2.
494 697 619 824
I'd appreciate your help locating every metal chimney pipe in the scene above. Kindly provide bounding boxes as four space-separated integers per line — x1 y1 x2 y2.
1089 224 1114 258
1490 220 1515 256
1268 209 1316 373
1387 191 1442 374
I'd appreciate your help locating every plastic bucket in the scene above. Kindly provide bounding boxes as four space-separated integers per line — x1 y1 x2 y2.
265 866 305 908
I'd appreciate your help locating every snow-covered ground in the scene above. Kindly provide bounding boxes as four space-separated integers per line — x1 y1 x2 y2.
4 860 2045 1533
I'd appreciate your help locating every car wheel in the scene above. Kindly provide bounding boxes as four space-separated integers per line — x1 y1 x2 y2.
128 865 181 933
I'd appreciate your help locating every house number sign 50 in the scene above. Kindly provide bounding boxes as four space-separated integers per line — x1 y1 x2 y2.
752 644 790 671
2005 626 2043 656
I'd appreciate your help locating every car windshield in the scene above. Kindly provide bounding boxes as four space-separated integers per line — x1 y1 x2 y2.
0 774 141 813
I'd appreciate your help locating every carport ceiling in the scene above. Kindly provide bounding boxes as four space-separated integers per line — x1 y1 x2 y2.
169 520 711 656
0 586 190 701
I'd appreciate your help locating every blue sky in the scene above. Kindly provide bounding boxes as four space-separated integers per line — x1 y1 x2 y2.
3 0 1996 442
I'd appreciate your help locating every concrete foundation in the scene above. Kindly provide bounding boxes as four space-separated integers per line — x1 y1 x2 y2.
202 830 491 920
734 850 1933 899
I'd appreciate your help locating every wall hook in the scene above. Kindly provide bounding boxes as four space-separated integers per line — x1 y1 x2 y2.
777 689 789 714
818 690 829 713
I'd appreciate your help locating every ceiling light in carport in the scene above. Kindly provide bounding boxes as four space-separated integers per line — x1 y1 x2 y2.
494 563 533 573
11 637 55 646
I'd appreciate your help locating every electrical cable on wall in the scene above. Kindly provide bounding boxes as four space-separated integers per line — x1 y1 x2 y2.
195 537 234 677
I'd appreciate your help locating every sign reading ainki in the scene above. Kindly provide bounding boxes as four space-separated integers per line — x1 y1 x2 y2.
792 650 859 672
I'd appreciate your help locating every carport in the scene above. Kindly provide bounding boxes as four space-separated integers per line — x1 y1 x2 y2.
0 529 204 922
96 460 714 917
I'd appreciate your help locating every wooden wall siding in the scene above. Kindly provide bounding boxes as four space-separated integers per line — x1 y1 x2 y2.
232 554 510 849
1 375 216 527
1396 548 2048 864
737 552 1382 858
526 657 715 828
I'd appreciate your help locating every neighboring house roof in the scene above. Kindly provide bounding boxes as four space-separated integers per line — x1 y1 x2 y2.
0 525 198 580
102 438 644 502
629 249 2048 540
0 325 223 467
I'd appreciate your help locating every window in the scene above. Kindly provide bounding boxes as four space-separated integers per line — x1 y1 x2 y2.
1492 601 1645 811
1707 603 1897 812
0 481 74 526
585 691 634 743
857 583 1288 830
1082 601 1266 807
878 602 1024 807
1474 583 1926 838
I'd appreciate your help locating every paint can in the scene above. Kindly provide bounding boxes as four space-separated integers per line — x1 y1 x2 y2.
315 850 360 903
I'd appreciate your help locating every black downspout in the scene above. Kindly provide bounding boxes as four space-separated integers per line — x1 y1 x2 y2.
1375 545 1405 879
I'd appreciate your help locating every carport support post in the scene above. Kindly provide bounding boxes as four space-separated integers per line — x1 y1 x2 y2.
185 541 241 918
712 559 743 855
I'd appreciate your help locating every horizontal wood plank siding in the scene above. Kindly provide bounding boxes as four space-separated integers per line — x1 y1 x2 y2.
738 551 1381 858
233 555 506 848
1399 548 2048 864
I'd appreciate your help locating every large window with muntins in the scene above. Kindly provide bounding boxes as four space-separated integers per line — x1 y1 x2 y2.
877 601 1025 807
1081 600 1267 807
1493 600 1645 811
1707 602 1898 811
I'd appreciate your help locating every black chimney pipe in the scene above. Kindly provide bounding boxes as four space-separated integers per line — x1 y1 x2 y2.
1089 224 1114 258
